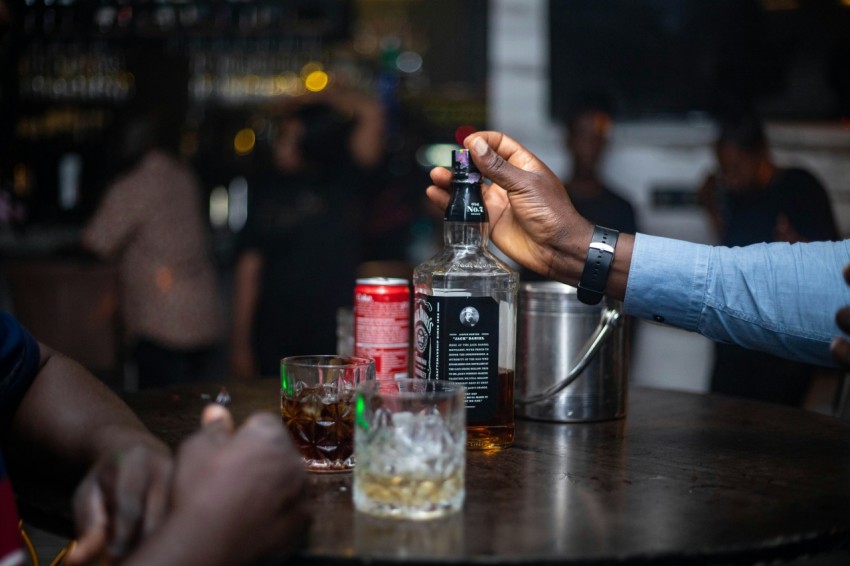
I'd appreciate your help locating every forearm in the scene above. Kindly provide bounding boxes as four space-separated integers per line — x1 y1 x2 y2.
320 89 384 167
7 345 167 480
624 235 850 366
80 200 125 260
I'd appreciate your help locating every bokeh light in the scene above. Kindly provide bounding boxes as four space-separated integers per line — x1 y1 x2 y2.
454 124 478 146
396 51 423 74
233 128 256 156
304 70 330 92
274 72 301 95
415 143 459 168
209 185 229 229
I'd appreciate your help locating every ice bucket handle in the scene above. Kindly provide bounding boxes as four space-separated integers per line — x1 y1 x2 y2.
516 307 621 405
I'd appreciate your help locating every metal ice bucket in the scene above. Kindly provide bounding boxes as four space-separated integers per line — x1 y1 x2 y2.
515 281 627 422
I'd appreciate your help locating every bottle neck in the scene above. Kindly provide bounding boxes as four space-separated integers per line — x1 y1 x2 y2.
443 180 489 248
444 220 489 247
444 182 487 220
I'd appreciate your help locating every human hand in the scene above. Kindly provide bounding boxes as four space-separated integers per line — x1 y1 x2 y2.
831 264 850 370
131 405 310 565
66 444 174 565
427 132 593 281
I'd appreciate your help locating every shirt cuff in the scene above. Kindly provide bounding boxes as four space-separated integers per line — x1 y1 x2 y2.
623 233 712 332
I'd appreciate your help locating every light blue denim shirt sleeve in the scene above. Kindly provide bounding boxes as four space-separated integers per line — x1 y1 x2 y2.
623 233 850 367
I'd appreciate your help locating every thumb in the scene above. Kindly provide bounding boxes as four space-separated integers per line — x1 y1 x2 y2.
465 132 555 194
466 135 524 193
178 404 234 453
173 405 235 477
201 403 235 432
66 486 108 566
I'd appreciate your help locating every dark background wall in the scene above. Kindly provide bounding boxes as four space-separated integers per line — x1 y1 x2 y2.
549 0 850 122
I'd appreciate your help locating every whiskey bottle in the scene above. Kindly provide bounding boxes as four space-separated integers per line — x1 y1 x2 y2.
412 148 518 449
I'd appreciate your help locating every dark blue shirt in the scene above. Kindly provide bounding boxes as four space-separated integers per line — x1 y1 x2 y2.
0 311 40 434
0 312 39 563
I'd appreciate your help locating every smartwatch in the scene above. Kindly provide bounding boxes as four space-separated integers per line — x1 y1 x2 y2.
577 225 619 305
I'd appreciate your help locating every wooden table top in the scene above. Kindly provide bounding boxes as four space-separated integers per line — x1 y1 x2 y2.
121 379 850 565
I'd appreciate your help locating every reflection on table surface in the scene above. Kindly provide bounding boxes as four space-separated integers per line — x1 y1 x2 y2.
121 380 850 565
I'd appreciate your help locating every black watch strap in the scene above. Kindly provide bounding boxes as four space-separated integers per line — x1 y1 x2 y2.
577 225 619 305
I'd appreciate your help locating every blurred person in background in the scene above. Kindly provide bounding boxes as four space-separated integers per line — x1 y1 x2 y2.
230 89 384 379
697 111 840 406
561 98 638 235
82 51 224 389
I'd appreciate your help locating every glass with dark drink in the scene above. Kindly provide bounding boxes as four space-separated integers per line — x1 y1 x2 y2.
280 355 375 472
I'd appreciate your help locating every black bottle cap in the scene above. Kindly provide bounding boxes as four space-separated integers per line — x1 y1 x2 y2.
445 149 486 222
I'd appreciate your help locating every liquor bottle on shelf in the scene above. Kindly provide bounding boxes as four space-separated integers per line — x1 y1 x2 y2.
412 148 518 450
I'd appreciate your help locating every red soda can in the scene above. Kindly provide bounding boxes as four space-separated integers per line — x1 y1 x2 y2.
354 277 410 380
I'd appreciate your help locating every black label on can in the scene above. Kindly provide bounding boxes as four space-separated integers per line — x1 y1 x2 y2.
413 293 500 422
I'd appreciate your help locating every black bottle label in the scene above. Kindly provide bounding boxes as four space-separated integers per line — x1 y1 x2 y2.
413 293 500 422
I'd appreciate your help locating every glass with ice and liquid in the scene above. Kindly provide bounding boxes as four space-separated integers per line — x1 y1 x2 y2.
353 378 466 520
280 355 375 472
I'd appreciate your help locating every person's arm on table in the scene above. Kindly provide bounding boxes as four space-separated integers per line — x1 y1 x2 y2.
118 405 309 566
426 131 850 368
0 316 172 565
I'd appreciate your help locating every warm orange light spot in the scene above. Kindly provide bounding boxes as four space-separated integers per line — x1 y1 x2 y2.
155 267 174 292
592 112 613 138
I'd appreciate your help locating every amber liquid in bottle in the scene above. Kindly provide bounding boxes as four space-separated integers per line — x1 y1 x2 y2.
412 149 518 449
